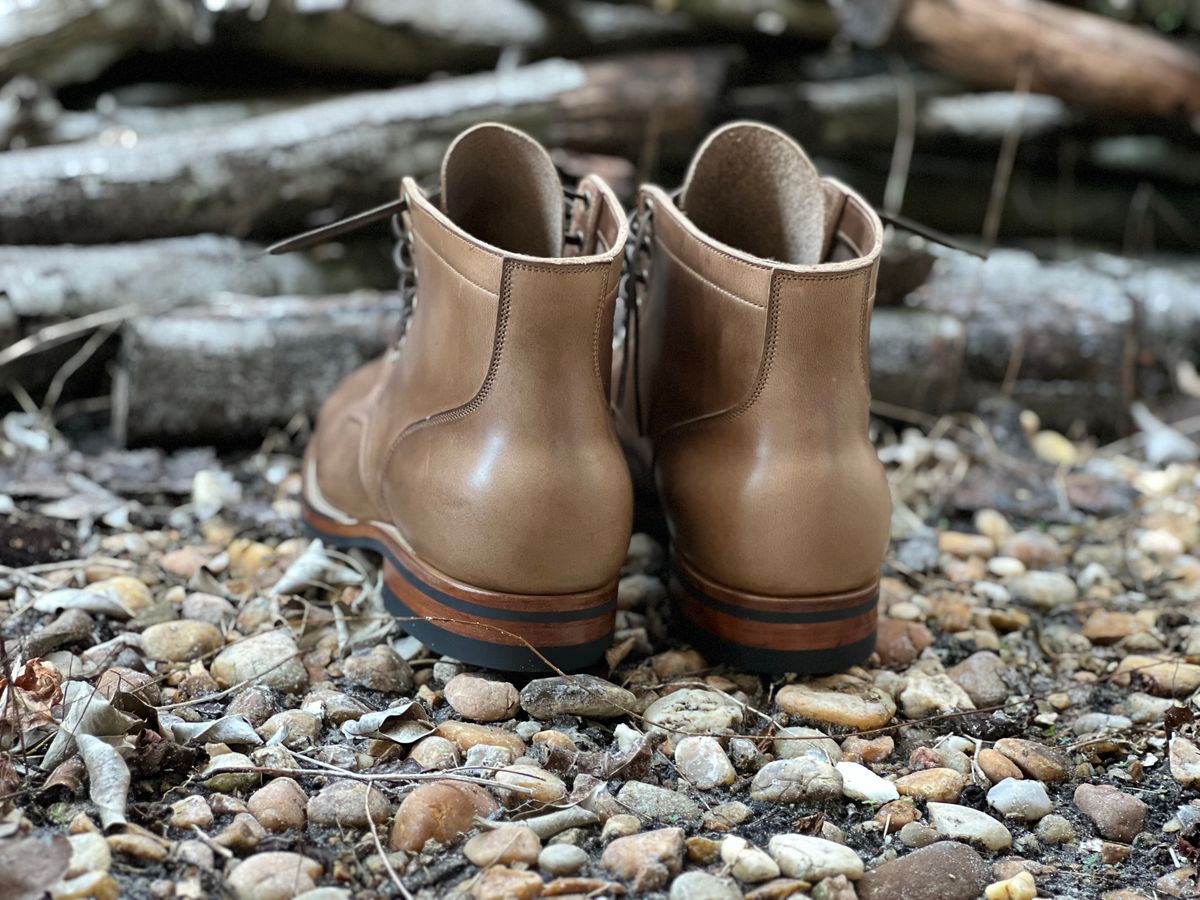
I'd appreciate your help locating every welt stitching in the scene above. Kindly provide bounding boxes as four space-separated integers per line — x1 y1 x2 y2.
858 274 870 390
652 235 764 309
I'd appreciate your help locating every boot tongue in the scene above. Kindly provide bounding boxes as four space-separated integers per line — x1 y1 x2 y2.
440 123 564 258
679 122 826 265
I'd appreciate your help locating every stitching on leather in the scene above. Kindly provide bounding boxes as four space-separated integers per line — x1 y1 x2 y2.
652 235 764 310
654 270 865 441
593 264 611 392
373 265 515 513
413 230 495 296
857 273 869 389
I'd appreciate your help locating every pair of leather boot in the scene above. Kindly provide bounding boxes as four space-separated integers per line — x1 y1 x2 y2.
287 121 889 674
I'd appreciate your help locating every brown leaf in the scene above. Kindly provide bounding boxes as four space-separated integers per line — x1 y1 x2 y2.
0 658 63 734
43 755 86 796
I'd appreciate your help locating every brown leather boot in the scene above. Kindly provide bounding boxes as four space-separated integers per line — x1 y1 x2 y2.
617 121 890 674
300 124 633 672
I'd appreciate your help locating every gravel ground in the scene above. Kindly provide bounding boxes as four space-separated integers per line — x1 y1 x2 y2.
1 406 1198 900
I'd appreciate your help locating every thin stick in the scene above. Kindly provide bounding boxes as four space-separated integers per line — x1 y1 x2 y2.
981 60 1035 252
366 787 413 900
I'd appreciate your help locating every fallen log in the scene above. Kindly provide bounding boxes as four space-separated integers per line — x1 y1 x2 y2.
0 236 356 319
113 249 1200 445
731 72 1077 153
613 0 836 36
0 51 728 245
212 0 694 76
834 0 1200 120
0 0 188 87
113 292 407 447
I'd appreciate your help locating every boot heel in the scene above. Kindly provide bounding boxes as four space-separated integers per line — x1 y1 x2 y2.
670 553 877 675
302 496 615 673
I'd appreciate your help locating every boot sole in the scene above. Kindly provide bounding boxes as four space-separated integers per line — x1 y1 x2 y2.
300 468 616 673
670 552 878 675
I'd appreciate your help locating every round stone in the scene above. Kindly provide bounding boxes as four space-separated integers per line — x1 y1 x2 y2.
307 779 391 828
674 736 736 790
226 852 322 900
859 842 987 900
750 758 842 804
894 768 965 802
776 676 896 730
1073 783 1147 842
538 843 588 875
768 834 864 881
986 778 1052 821
247 777 308 832
140 620 223 662
773 727 841 762
927 802 1012 850
464 824 541 867
669 871 743 900
342 644 413 693
211 631 308 694
643 689 743 734
443 673 520 722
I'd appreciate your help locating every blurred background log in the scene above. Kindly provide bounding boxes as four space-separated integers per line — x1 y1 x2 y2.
113 292 406 446
835 0 1200 118
0 50 728 244
0 0 1197 447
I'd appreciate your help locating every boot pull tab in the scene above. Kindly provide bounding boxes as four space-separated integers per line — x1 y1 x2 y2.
875 209 990 260
264 197 409 256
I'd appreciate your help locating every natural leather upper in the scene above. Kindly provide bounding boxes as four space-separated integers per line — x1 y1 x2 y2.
621 122 891 598
311 124 633 595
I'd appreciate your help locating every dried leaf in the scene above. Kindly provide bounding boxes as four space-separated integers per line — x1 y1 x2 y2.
165 714 262 746
32 588 132 620
0 832 71 900
0 657 63 734
77 733 130 830
340 700 432 744
271 539 363 596
43 755 86 795
42 681 140 771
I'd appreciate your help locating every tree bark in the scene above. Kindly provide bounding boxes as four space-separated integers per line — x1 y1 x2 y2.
834 0 1200 120
113 292 407 446
0 236 356 319
0 51 728 245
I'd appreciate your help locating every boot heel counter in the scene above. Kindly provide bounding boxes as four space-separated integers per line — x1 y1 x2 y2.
661 264 890 596
385 258 633 595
